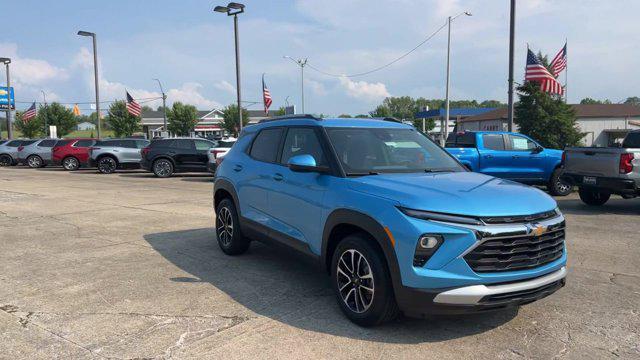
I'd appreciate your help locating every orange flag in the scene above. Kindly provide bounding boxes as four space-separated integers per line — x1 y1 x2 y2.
73 104 81 116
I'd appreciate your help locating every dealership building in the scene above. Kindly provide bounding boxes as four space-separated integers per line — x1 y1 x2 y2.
140 109 270 138
457 104 640 147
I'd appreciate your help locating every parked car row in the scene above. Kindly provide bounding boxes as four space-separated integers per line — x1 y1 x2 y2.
0 136 237 177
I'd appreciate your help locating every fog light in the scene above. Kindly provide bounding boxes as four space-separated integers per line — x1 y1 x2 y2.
413 234 444 267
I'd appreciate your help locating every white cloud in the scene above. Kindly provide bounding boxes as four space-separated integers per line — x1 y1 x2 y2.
339 77 390 102
0 43 68 86
167 82 221 110
306 78 327 96
213 80 235 95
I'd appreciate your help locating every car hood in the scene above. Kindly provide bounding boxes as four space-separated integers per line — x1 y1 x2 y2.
348 171 557 217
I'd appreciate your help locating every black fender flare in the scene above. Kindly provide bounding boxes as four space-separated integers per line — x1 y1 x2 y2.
321 209 402 292
213 178 240 213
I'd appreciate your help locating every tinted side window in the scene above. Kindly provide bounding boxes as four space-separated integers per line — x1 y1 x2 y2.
38 140 57 147
482 134 505 150
174 139 194 150
445 132 476 148
135 140 150 149
119 140 138 148
195 140 215 151
623 132 640 148
6 140 22 147
21 140 38 146
149 139 173 148
509 135 536 151
74 140 95 147
280 128 327 166
250 128 283 163
55 140 72 147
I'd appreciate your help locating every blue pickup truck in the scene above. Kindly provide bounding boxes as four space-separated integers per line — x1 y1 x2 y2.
445 131 571 196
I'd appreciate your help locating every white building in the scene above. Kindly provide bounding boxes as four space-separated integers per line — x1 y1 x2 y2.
458 104 640 147
76 121 96 131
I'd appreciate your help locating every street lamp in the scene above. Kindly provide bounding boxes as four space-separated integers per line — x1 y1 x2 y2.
443 11 472 145
77 30 101 138
283 56 308 114
153 78 167 133
0 57 12 139
214 2 245 132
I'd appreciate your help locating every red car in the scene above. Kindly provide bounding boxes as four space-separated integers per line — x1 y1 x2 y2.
51 138 97 170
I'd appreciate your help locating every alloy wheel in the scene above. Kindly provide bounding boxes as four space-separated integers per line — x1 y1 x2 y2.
0 155 12 166
63 157 79 170
154 160 171 177
98 157 117 173
28 156 42 168
217 206 234 247
336 249 375 314
555 179 571 194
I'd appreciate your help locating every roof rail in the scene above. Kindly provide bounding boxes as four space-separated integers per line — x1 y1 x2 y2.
382 117 402 123
258 114 321 123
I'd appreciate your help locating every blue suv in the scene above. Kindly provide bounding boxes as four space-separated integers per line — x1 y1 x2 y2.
213 115 567 326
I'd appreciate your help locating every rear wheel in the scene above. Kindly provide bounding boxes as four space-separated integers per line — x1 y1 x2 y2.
578 187 610 206
27 155 43 168
0 154 12 167
62 157 80 171
331 234 399 326
153 159 173 178
97 156 118 174
215 198 250 255
548 168 572 196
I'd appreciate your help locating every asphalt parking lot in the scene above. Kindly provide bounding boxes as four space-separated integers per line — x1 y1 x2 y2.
0 167 638 359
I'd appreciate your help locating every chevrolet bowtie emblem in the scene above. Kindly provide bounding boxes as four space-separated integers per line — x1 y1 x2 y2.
528 223 547 236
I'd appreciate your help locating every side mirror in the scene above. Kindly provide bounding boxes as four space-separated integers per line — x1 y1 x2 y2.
532 145 544 154
288 154 329 173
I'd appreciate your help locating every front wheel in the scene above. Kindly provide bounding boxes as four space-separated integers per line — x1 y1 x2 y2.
215 198 250 255
0 154 12 167
152 159 174 178
97 157 117 174
331 234 399 326
62 157 80 171
578 187 610 206
548 168 572 196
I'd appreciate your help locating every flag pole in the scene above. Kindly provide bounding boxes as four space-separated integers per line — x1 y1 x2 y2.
564 39 568 103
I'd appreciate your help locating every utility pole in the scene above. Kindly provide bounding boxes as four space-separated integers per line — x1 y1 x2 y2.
1 58 13 139
233 13 243 131
153 78 167 133
283 56 307 114
507 0 516 132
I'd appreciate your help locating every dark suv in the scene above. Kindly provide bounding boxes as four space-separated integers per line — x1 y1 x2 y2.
141 137 217 177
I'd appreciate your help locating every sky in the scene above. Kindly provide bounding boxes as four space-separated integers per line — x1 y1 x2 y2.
2 0 639 116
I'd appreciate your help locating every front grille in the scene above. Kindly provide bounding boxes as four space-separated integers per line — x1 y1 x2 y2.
481 210 558 224
479 279 565 306
464 227 565 273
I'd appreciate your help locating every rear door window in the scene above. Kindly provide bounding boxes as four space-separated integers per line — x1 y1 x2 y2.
250 128 283 163
20 140 38 146
38 140 57 147
482 134 505 150
445 132 476 148
174 139 194 150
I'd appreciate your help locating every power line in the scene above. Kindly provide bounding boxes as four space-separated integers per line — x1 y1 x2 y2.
305 21 449 78
13 96 163 105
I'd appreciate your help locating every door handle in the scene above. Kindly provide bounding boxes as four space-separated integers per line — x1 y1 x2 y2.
273 173 283 181
233 164 243 172
512 155 520 159
484 154 493 159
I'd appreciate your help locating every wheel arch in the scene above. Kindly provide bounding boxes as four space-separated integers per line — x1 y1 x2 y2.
321 209 402 291
213 178 240 213
96 153 119 165
152 155 176 167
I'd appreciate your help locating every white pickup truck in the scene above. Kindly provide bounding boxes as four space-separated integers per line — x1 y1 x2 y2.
561 130 640 205
207 138 237 174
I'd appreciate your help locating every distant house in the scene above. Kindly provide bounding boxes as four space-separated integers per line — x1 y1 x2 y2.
458 104 640 147
140 108 271 138
76 121 96 131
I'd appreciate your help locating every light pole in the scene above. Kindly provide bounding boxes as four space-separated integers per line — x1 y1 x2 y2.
1 57 12 139
283 56 308 114
77 30 101 139
214 2 245 133
443 11 472 145
41 90 48 137
153 78 167 133
507 0 516 132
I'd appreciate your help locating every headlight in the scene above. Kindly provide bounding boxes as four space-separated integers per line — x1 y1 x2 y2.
398 207 483 225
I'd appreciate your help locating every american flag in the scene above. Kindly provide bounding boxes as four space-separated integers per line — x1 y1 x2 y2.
262 74 272 115
22 102 37 122
550 43 567 77
525 49 564 95
126 91 142 117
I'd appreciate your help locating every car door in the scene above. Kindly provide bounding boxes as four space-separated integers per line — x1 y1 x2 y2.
267 127 329 249
194 139 216 170
237 127 285 227
72 139 96 162
172 139 197 169
506 134 546 181
477 133 513 178
117 140 140 163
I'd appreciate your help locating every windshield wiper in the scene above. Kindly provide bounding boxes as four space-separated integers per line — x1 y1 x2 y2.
346 171 379 176
423 169 454 173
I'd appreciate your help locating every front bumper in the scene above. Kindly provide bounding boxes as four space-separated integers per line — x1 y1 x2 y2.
561 173 638 195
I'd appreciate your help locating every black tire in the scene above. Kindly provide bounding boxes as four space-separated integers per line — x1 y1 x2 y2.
215 198 250 255
0 154 12 167
62 157 80 171
97 156 118 174
152 158 174 178
26 155 43 169
578 187 610 206
548 168 572 196
331 234 400 326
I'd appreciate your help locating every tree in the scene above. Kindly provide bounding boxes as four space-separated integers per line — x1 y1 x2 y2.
515 82 583 149
15 110 43 138
38 102 77 137
624 97 640 107
273 107 286 116
141 105 153 113
167 102 199 136
106 101 141 137
354 114 369 118
580 97 612 104
221 104 249 137
338 114 352 118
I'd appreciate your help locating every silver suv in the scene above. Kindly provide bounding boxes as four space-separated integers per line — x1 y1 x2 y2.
17 138 60 168
88 138 150 174
0 139 27 166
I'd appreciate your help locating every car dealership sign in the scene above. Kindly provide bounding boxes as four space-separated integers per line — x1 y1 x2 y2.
0 86 15 110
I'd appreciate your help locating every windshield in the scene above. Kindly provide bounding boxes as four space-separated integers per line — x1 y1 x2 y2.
327 127 464 175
